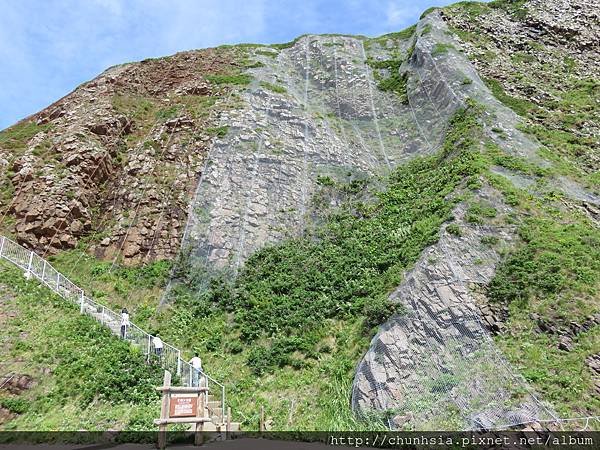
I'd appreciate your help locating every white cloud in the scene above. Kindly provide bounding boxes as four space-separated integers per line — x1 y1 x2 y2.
385 1 421 27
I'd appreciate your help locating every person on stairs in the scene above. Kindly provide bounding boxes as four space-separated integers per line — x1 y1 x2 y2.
189 353 203 387
153 333 163 361
120 308 130 339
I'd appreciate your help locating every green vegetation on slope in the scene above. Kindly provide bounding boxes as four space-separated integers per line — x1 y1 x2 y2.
260 81 287 94
443 1 600 418
490 219 600 321
35 104 485 431
0 122 52 152
367 58 409 103
487 214 600 417
0 261 163 431
448 3 600 189
143 103 486 429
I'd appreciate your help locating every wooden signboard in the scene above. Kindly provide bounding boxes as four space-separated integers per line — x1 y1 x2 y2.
155 371 211 449
169 396 198 417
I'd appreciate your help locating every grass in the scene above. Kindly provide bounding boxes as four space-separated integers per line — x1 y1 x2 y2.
260 81 287 94
46 248 171 329
483 78 538 117
465 201 497 224
155 105 181 121
367 25 416 49
255 49 278 58
489 218 600 325
205 73 252 86
0 122 52 151
367 58 409 103
0 261 163 431
431 43 456 57
497 315 599 417
205 126 229 138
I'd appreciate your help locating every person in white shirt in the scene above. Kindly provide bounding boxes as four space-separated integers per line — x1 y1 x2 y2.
120 308 130 339
153 334 163 359
189 353 203 387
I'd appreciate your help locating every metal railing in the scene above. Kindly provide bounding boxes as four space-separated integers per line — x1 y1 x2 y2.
0 235 226 423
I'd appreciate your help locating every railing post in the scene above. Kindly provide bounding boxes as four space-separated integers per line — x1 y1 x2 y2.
41 260 47 284
147 335 151 363
25 251 34 279
222 385 226 424
0 235 226 396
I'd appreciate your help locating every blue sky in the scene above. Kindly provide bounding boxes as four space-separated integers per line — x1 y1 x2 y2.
1 0 466 130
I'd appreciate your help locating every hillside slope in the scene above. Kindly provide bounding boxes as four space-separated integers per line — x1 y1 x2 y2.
0 0 598 432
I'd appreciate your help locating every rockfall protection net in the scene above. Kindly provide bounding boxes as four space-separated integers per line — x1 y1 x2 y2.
167 12 578 431
351 14 565 430
351 310 559 430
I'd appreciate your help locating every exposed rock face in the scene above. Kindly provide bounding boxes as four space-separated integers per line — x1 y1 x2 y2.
0 49 240 263
0 374 35 395
443 0 600 175
586 353 600 396
181 35 433 271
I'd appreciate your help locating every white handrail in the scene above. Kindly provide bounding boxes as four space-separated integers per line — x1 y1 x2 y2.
0 235 226 422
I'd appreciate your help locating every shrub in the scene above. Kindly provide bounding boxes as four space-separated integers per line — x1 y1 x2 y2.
205 73 252 85
0 398 29 414
481 235 499 246
447 223 462 236
363 297 402 331
260 81 286 94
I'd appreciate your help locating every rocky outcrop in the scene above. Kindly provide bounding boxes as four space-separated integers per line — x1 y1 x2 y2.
443 0 600 174
348 11 565 430
586 353 600 396
0 374 35 395
0 49 241 262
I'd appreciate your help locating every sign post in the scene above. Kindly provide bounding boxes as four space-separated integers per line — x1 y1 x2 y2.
154 371 211 449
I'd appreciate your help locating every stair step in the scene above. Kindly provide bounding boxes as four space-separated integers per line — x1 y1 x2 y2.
188 422 241 432
210 411 223 419
198 422 242 432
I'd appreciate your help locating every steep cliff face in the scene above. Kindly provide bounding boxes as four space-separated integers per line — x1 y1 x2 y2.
0 48 244 263
0 0 598 432
351 1 600 430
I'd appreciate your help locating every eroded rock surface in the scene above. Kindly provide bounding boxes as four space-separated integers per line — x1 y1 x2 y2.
0 49 241 263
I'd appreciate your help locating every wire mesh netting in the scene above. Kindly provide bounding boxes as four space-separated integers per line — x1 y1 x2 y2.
352 310 559 430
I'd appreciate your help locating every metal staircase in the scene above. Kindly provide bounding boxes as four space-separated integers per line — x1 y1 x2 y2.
0 235 235 430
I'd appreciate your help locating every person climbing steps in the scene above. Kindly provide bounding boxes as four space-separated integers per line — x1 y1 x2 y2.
120 308 130 339
152 333 163 362
189 353 203 387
